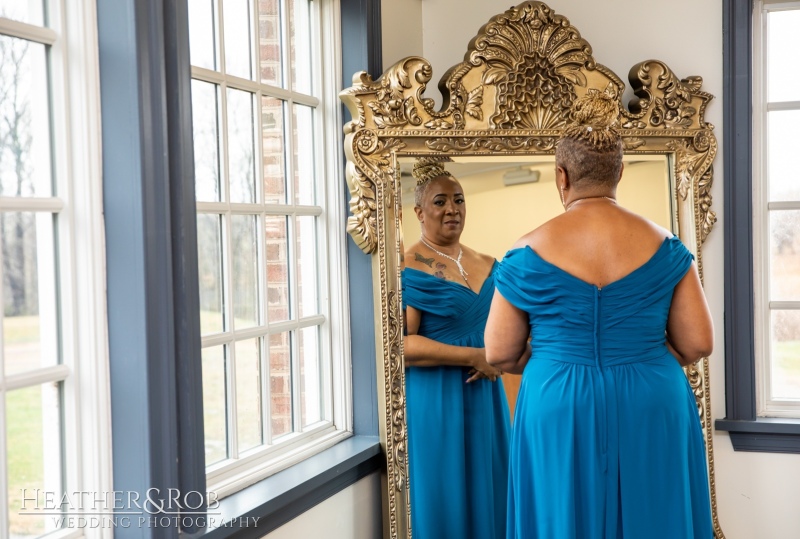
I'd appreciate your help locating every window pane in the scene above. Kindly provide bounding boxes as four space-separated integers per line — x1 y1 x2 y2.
192 80 222 202
262 97 286 204
770 210 800 302
767 10 800 103
0 1 44 26
258 0 282 86
3 212 58 376
223 0 253 79
227 89 256 203
298 325 321 427
265 216 289 322
7 383 62 538
235 338 262 451
767 110 800 202
188 0 217 70
197 213 224 334
293 104 315 205
771 310 800 400
231 214 259 328
288 0 312 94
0 36 52 197
203 345 227 464
296 216 318 317
269 332 292 438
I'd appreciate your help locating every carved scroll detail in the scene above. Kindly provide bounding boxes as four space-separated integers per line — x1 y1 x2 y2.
386 290 407 491
627 60 713 130
344 130 406 254
427 136 558 153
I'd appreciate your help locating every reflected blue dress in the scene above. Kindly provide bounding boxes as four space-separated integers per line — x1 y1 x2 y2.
403 264 511 539
495 236 712 539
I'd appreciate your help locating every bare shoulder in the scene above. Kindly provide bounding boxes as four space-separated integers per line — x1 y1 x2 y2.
617 205 673 243
461 244 497 268
511 214 565 250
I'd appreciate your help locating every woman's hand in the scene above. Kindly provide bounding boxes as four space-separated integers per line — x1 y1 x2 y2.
466 348 503 383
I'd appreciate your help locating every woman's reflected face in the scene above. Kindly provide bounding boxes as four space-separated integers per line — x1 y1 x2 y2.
415 176 466 243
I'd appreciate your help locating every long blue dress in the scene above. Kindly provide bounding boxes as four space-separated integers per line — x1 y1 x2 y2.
402 264 511 539
495 236 712 539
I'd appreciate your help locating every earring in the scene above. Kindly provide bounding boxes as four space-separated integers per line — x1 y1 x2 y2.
560 185 566 207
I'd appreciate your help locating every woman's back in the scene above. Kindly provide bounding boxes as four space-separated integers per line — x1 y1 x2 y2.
495 210 713 538
518 200 669 290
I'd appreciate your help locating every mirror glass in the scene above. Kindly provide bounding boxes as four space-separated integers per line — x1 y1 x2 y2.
400 154 675 414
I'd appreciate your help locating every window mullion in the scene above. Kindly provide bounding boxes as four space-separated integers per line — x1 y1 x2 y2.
289 215 303 432
216 0 226 75
0 392 7 539
0 195 6 539
227 340 239 460
280 0 291 92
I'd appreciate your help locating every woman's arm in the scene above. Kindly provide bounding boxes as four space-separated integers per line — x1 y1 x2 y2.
485 290 532 375
666 261 714 366
404 305 501 380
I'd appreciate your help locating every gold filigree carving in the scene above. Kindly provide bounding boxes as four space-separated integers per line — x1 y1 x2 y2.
465 1 623 129
621 137 646 151
685 363 705 429
345 131 406 253
427 136 558 152
627 60 713 130
697 166 717 246
667 139 711 201
387 290 407 490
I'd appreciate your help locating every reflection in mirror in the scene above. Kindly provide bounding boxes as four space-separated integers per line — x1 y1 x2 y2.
399 158 511 537
400 155 675 416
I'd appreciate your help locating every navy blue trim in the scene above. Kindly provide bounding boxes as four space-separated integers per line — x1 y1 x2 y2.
717 0 800 453
716 419 800 452
341 0 381 437
163 0 207 525
186 437 382 539
97 0 181 537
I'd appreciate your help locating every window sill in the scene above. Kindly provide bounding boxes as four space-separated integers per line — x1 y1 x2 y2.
715 418 800 453
186 435 382 539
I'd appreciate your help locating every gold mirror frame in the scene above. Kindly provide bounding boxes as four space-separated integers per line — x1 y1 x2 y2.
340 2 721 537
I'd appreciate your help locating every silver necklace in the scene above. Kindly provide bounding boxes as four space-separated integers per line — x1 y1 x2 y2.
420 237 469 283
565 195 617 212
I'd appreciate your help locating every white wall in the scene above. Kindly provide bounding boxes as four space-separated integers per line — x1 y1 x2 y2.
262 473 382 538
381 0 423 70
380 1 800 537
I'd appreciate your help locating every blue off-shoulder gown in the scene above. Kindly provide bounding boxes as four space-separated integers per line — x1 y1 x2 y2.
495 236 713 539
402 264 511 539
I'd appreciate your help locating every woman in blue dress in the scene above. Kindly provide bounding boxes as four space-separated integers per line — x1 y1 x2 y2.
402 158 515 539
484 90 715 538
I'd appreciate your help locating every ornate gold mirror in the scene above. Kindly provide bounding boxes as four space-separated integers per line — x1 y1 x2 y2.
340 2 721 537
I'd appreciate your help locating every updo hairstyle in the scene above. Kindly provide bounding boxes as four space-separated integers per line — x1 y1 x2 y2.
555 86 624 187
412 157 454 207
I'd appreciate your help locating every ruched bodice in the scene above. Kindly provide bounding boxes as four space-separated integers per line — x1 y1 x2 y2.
496 237 692 368
402 264 510 539
403 265 496 346
496 236 713 539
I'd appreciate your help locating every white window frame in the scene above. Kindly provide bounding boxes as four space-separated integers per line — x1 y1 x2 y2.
753 0 800 418
0 2 110 539
190 0 351 498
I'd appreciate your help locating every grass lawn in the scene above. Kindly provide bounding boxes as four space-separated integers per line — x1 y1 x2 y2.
7 385 46 537
775 340 800 398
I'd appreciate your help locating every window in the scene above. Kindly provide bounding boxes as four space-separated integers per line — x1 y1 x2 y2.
753 2 800 418
187 0 350 496
716 0 800 453
0 1 108 538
